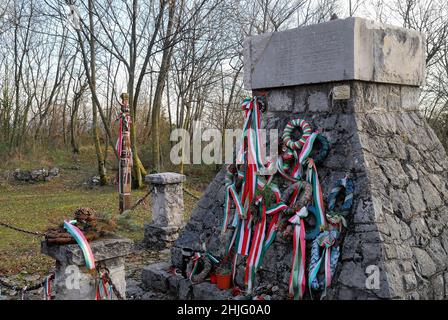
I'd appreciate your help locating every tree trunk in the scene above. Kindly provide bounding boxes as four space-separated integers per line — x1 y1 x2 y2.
150 0 176 172
89 0 107 185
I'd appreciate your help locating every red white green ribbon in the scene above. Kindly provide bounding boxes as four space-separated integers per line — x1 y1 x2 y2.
305 158 326 229
188 252 202 281
265 202 288 215
298 132 318 164
259 211 280 264
222 184 244 233
96 274 113 300
63 220 95 270
116 111 133 195
236 216 252 256
245 203 267 292
282 119 312 150
43 275 53 300
288 207 308 300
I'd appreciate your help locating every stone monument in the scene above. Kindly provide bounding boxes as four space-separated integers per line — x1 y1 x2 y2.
41 237 132 300
157 17 447 300
144 172 186 249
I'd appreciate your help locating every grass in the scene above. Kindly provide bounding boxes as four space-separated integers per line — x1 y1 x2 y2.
0 146 216 276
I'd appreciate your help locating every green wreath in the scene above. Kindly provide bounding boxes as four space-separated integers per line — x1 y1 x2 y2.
310 133 330 165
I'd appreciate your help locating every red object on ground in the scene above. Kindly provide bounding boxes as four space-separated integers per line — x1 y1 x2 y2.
210 273 217 284
216 273 232 290
231 286 242 296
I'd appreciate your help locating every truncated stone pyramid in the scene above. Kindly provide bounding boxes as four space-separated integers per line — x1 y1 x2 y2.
171 17 448 300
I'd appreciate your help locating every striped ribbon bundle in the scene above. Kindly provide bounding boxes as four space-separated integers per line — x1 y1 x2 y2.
287 207 308 299
219 106 349 299
43 275 53 300
308 230 340 299
188 252 202 281
116 111 133 196
326 176 354 229
95 272 113 300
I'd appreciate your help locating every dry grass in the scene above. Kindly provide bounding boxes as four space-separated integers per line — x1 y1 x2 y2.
0 146 215 276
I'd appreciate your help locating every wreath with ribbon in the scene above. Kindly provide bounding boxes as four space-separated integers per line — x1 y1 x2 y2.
282 119 312 150
215 99 355 301
326 176 354 228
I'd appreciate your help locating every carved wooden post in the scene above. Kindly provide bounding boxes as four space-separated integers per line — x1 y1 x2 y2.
118 93 132 213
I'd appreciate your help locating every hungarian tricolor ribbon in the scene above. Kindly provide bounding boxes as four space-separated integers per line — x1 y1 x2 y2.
95 273 112 300
305 158 326 229
222 183 244 233
63 220 95 270
188 252 202 281
43 275 53 300
244 203 267 292
288 207 308 300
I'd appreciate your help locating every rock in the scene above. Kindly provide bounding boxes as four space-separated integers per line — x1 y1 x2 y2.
431 274 444 300
142 262 171 293
403 274 417 291
192 282 232 300
126 279 145 299
13 169 31 181
30 168 48 181
90 176 101 186
412 248 437 278
48 167 60 177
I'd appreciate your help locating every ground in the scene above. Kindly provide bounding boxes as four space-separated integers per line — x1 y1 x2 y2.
0 146 214 299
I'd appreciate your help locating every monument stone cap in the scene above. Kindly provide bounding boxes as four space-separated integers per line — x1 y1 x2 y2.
41 237 133 266
243 17 425 90
145 172 186 185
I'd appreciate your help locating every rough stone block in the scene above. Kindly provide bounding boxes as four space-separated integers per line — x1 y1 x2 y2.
192 282 233 300
244 17 425 89
41 237 132 300
144 224 183 249
142 262 171 293
41 237 132 266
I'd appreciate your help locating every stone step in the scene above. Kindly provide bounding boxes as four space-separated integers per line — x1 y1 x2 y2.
142 262 233 300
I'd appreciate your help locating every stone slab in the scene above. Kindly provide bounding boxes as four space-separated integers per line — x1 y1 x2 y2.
142 262 233 300
243 17 425 89
145 172 186 185
41 237 133 266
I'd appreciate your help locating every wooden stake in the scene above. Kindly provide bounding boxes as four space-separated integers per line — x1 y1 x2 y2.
119 93 132 213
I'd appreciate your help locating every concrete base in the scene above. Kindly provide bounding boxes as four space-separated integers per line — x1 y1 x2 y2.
41 237 132 300
144 224 183 250
142 262 233 300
